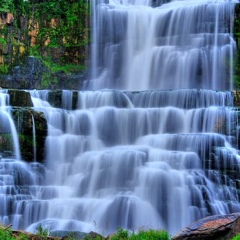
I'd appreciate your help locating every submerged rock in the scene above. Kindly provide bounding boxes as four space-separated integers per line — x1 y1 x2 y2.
173 213 240 240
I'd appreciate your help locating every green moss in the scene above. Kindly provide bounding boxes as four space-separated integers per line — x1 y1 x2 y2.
0 0 90 84
0 65 9 74
234 4 240 89
8 90 33 107
234 48 240 89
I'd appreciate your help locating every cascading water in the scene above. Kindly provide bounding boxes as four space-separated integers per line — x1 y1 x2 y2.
1 0 240 237
0 90 45 228
88 0 236 90
25 88 240 235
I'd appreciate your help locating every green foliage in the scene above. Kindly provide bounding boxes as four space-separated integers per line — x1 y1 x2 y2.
32 0 90 47
42 55 86 75
234 49 240 89
0 0 90 76
29 46 41 57
130 229 171 240
0 0 14 13
110 228 129 240
17 233 30 240
0 37 7 45
0 64 9 74
234 5 240 89
84 235 104 240
41 71 52 88
36 225 49 239
233 233 240 240
109 228 171 240
0 227 172 240
0 227 15 240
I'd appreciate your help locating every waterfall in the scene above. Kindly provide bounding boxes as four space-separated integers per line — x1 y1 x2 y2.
25 88 240 235
1 0 240 237
86 0 236 90
0 90 21 159
31 114 37 162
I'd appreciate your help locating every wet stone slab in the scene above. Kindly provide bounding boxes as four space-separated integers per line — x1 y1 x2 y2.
173 213 240 240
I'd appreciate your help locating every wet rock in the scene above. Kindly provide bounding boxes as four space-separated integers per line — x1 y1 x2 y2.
48 90 63 108
48 90 78 109
50 230 87 239
11 56 50 89
83 231 105 240
72 91 79 110
173 213 240 240
52 70 87 90
8 89 33 107
233 90 240 107
11 108 47 162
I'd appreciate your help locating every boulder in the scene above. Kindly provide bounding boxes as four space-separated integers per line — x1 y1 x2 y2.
8 89 33 107
48 90 79 109
10 56 50 89
11 107 47 162
173 213 240 240
83 231 105 240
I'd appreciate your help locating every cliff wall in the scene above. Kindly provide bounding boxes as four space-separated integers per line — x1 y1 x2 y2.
0 0 90 89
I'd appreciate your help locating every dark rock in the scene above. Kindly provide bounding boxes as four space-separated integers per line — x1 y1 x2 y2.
173 213 240 240
234 90 240 107
72 91 79 110
83 231 105 240
50 230 87 239
52 70 87 90
11 108 47 162
8 89 33 107
48 90 79 109
11 56 50 89
48 90 63 108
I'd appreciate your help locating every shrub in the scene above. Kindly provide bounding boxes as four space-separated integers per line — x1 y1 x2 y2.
233 234 240 240
109 228 171 240
0 228 15 240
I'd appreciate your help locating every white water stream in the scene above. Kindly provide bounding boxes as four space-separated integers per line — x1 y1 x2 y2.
0 0 240 237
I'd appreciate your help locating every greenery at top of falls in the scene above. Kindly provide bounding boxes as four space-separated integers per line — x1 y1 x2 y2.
0 0 90 82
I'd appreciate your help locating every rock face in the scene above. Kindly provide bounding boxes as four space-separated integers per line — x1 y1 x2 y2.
173 213 240 240
12 108 47 162
6 89 48 162
8 89 33 107
0 1 90 90
11 56 50 89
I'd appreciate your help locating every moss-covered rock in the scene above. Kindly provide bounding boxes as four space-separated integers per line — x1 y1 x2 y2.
8 89 33 107
0 0 90 89
234 4 240 89
11 107 47 162
48 90 63 108
47 90 79 109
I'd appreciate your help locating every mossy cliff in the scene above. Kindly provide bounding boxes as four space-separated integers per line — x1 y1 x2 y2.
0 90 47 162
234 4 240 89
0 0 90 89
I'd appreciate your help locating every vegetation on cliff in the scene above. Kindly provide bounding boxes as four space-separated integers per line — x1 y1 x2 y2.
234 4 240 88
0 0 90 89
